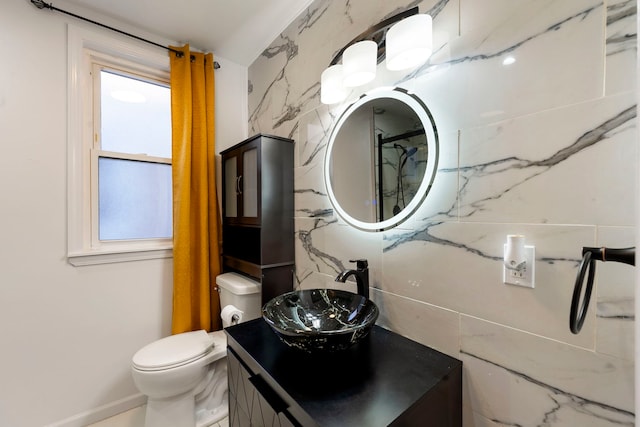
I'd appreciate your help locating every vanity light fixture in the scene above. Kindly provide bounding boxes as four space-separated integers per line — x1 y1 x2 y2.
386 14 433 71
342 40 378 87
321 64 348 104
320 7 433 105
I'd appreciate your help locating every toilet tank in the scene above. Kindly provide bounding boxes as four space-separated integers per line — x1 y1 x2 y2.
216 273 262 323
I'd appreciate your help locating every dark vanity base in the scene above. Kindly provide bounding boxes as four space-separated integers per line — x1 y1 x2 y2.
226 319 462 427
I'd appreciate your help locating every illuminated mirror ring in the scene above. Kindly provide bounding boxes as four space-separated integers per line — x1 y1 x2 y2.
324 87 439 231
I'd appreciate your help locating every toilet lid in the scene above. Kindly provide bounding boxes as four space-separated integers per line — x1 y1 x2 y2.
132 330 215 371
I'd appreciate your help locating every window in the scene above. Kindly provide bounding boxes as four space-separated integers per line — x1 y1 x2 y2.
93 68 172 242
68 25 173 265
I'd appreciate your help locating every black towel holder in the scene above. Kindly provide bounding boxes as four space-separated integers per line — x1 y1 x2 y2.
570 246 635 334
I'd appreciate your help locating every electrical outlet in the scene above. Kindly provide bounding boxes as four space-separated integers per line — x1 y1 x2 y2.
503 244 535 288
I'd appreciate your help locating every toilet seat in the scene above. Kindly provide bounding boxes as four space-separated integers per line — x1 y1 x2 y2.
132 330 215 372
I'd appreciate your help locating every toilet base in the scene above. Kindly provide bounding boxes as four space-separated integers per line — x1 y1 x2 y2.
144 394 228 427
144 396 229 427
142 357 228 427
145 395 195 427
195 360 229 426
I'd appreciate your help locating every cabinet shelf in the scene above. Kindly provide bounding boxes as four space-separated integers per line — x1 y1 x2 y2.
222 255 295 278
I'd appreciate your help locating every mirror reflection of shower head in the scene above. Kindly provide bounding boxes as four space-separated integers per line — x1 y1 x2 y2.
393 143 407 154
393 144 417 159
400 147 418 169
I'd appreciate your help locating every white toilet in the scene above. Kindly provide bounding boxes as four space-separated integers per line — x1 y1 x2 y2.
131 272 262 427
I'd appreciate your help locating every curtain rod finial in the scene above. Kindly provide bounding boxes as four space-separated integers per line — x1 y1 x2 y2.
31 0 51 10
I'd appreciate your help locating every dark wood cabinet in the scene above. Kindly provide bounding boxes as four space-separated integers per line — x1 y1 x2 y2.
228 347 301 427
221 134 295 304
226 319 463 427
222 137 261 226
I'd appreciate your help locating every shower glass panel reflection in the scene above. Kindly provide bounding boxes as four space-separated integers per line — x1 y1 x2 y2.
371 96 428 222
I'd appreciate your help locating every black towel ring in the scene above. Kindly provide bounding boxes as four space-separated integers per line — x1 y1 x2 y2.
569 251 595 334
569 247 635 334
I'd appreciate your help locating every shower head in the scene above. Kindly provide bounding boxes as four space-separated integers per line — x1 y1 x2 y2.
393 143 407 154
400 147 417 169
393 144 417 158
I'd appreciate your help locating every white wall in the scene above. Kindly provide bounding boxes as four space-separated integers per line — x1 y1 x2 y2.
214 58 249 151
0 2 247 426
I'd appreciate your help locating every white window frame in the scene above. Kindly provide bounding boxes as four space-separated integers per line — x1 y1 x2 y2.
68 24 173 266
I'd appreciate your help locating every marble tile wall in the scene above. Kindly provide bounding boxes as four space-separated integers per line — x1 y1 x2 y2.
247 0 637 425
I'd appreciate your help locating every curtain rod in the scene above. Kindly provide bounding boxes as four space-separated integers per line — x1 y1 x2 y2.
30 0 220 69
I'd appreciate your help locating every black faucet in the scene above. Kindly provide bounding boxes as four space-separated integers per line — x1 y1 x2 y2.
335 259 369 299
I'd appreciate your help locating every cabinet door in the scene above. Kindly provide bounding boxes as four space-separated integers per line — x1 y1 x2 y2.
241 146 259 220
223 140 261 226
228 348 302 427
224 154 239 219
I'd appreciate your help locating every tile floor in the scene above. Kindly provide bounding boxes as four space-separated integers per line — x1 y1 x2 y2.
87 406 229 427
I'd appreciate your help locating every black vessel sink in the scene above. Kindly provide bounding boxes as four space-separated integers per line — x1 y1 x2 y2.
262 289 379 352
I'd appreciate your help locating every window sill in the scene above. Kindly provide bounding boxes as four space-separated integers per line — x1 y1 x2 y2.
68 247 173 266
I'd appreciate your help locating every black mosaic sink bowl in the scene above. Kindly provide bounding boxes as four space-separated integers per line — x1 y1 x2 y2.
262 289 379 352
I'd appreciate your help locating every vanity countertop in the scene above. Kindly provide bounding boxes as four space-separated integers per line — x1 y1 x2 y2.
225 318 462 426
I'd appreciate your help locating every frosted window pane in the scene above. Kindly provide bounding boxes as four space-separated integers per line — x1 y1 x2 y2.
243 148 258 217
224 157 237 217
100 71 171 158
98 157 172 240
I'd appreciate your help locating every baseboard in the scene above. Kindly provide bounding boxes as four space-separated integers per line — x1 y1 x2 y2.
46 394 147 427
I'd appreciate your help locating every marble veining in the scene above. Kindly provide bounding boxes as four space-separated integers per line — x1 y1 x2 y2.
248 34 300 135
597 299 634 320
299 107 337 167
607 0 637 55
384 104 636 253
382 0 450 24
459 3 599 63
248 1 335 136
397 1 603 89
297 218 343 274
249 0 636 424
462 350 635 426
295 0 331 36
455 105 636 219
606 0 637 94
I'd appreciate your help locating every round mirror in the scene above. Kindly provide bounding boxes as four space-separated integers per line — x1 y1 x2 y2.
324 87 439 231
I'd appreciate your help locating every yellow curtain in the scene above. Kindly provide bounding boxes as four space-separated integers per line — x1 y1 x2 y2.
170 45 221 334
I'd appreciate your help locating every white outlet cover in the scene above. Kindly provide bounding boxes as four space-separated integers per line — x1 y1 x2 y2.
503 244 535 288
